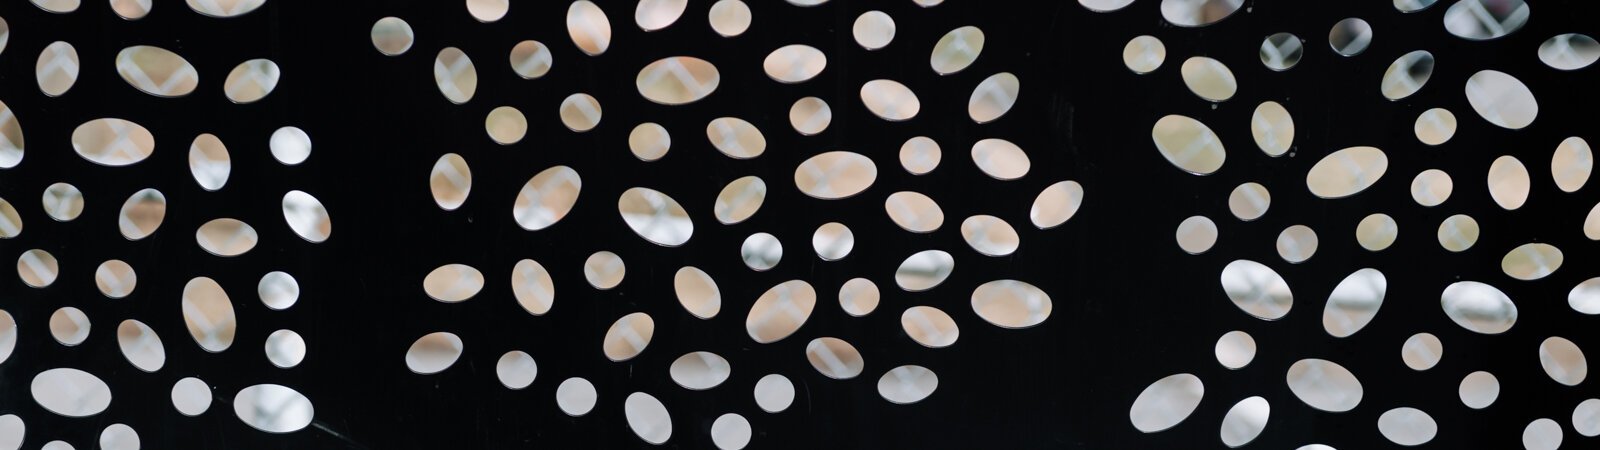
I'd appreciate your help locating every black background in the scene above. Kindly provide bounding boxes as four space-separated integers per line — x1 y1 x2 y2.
1 0 1599 448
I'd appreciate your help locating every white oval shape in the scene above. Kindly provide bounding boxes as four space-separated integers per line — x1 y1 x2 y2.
790 96 831 135
559 93 602 132
838 278 879 317
1129 373 1204 433
171 377 211 416
511 259 555 315
862 79 920 121
795 151 877 199
514 165 582 231
100 424 138 450
73 118 155 166
618 187 693 247
49 306 90 346
764 45 826 83
32 368 112 417
1572 278 1600 315
740 233 782 271
1180 57 1236 102
1541 336 1588 386
584 251 625 289
467 0 508 22
754 374 795 413
1161 0 1244 27
32 0 80 13
1466 70 1538 129
1553 137 1592 193
1221 260 1293 320
674 267 720 319
1589 202 1600 240
669 351 731 390
707 117 766 159
264 329 305 368
637 57 719 105
1323 268 1386 337
17 249 58 288
1378 407 1437 446
1575 398 1600 436
853 11 895 50
1502 243 1562 281
0 415 19 450
1444 0 1528 41
36 41 78 97
509 40 552 80
971 138 1030 180
624 392 672 444
182 277 237 352
269 126 311 165
813 222 854 261
1031 181 1084 229
485 106 527 144
1402 333 1444 371
885 191 943 233
117 319 164 372
433 47 477 104
1357 213 1399 252
189 134 231 191
969 73 1019 123
41 183 83 222
1415 108 1457 145
1524 418 1564 450
1152 115 1225 175
1215 331 1255 369
896 250 954 292
629 123 670 161
1286 358 1364 412
233 384 314 433
257 271 298 310
567 1 612 56
186 0 265 17
902 306 958 348
712 414 752 450
195 218 258 257
430 153 471 210
496 351 537 389
116 46 197 97
423 264 483 303
635 0 685 31
1081 0 1135 11
1124 35 1166 74
806 337 864 379
405 331 463 374
708 0 751 37
223 59 279 104
1381 51 1434 100
715 176 765 225
962 215 1020 256
746 280 816 344
1251 101 1293 156
1220 396 1269 447
931 26 984 75
878 365 938 404
1442 281 1518 334
1307 146 1388 199
1177 216 1219 254
603 312 655 361
0 197 19 238
371 17 414 56
1228 182 1270 221
971 279 1052 328
1276 225 1318 263
1461 371 1500 409
1438 214 1480 252
1541 34 1600 70
1411 169 1453 206
282 190 331 243
556 378 598 416
1488 155 1531 210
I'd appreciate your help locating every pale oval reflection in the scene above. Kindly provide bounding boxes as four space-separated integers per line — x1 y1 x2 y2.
559 93 602 132
1466 70 1538 129
971 280 1052 328
282 190 331 243
1221 260 1293 320
1571 278 1600 315
189 134 231 191
467 0 509 22
1153 115 1225 175
624 392 672 444
485 106 527 145
1161 0 1244 27
795 151 876 199
1487 155 1531 210
223 59 280 104
878 365 938 405
258 271 299 310
196 218 258 257
1410 169 1452 206
1402 333 1443 371
269 126 311 165
73 118 155 166
49 307 90 346
32 368 112 417
961 215 1020 256
1415 108 1456 145
1540 34 1599 71
1322 268 1386 338
852 11 895 50
1540 336 1588 386
1286 358 1363 412
1306 146 1387 199
1129 373 1204 433
117 319 165 372
1251 101 1294 156
556 378 598 416
885 191 943 233
1215 331 1255 369
36 41 79 97
1573 398 1600 436
763 45 826 83
186 0 265 18
603 312 655 362
1220 396 1269 448
119 189 166 240
233 384 314 433
0 99 21 169
629 123 671 161
1437 214 1479 252
971 138 1030 180
264 329 305 368
1357 213 1398 251
754 374 795 413
0 310 15 366
496 351 537 389
371 17 414 56
674 266 720 319
423 263 483 303
514 165 582 231
930 26 984 75
635 0 686 31
839 278 879 317
1502 243 1562 281
1378 407 1437 446
509 40 552 79
17 249 59 288
1180 57 1236 102
1260 33 1303 70
433 47 477 104
896 250 954 292
707 117 766 159
511 259 555 315
715 176 765 225
96 259 137 299
1328 18 1373 56
99 424 137 450
1441 281 1518 334
1553 137 1592 193
740 232 782 271
430 153 472 211
41 183 83 222
813 222 854 261
863 80 919 122
746 280 816 344
567 1 613 56
805 337 864 379
969 73 1018 123
171 377 211 416
708 0 751 37
669 351 731 390
584 251 625 289
1031 181 1084 229
1444 0 1529 41
619 187 693 247
1177 216 1218 254
1228 182 1270 221
405 332 463 374
902 306 958 348
182 277 237 352
1124 35 1166 74
637 57 719 105
1381 51 1434 100
116 46 198 97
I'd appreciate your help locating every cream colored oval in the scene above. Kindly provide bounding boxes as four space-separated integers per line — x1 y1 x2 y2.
32 0 80 13
806 337 864 379
485 106 527 144
1381 51 1434 100
635 0 685 31
1466 70 1538 129
813 222 854 261
603 312 655 362
467 0 508 22
41 183 83 222
96 259 137 298
1307 146 1388 199
1031 181 1084 229
1437 214 1480 252
509 40 552 79
1414 108 1457 145
584 251 625 290
1177 216 1218 254
559 93 602 132
513 165 582 231
971 138 1030 180
1502 243 1562 281
1322 268 1386 338
885 191 943 233
0 197 20 239
789 97 831 135
1123 35 1166 74
1180 57 1237 102
971 279 1052 328
1488 155 1531 210
707 117 766 159
764 45 826 83
1219 396 1269 447
962 215 1020 256
430 153 472 210
637 57 719 105
189 134 231 191
186 0 265 17
195 218 258 257
902 306 958 348
839 278 879 317
674 267 720 319
1356 213 1398 251
117 319 165 372
853 11 895 50
223 59 279 104
878 365 938 405
423 264 484 303
1553 137 1592 193
119 189 166 240
900 136 941 175
0 99 21 169
969 73 1019 123
282 190 331 243
1251 101 1293 156
746 280 816 344
931 26 983 75
49 307 90 346
669 351 731 390
1402 332 1444 371
31 368 112 417
556 378 597 416
73 118 155 166
1567 278 1600 315
567 1 612 56
629 123 670 161
1541 337 1588 386
618 187 693 247
896 250 954 292
0 310 13 365
116 46 198 97
1152 115 1225 175
181 277 236 352
1276 225 1318 264
862 79 919 122
1161 0 1244 27
1589 202 1600 240
36 41 78 97
511 259 555 315
715 176 765 225
1541 33 1600 70
795 151 876 199
433 47 477 104
625 393 678 442
1229 182 1270 221
1130 373 1204 433
1442 281 1517 334
405 332 463 374
1221 259 1293 320
1215 331 1255 369
708 0 751 37
371 17 414 56
1411 169 1452 206
17 249 58 288
1286 358 1363 412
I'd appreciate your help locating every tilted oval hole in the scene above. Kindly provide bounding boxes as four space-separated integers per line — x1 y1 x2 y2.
116 46 198 97
969 73 1019 123
1129 373 1204 433
186 0 266 18
971 279 1052 328
511 259 556 315
513 165 582 231
930 26 984 75
433 47 477 104
971 138 1030 180
1444 0 1529 41
635 0 687 31
1251 101 1294 156
1552 137 1592 193
669 351 731 390
117 319 165 372
795 151 877 199
36 41 78 97
119 189 166 240
1381 50 1434 100
1322 269 1386 338
1441 281 1518 334
624 392 673 444
1221 260 1293 320
618 187 693 247
878 365 939 405
1219 396 1270 447
1287 358 1364 412
1160 0 1244 27
182 277 237 352
763 45 826 83
430 153 472 211
1540 336 1588 386
896 250 954 292
423 263 484 303
806 337 864 379
31 368 112 417
1306 146 1388 199
862 79 920 122
1466 70 1538 129
674 266 721 319
1502 243 1563 281
1539 33 1599 70
1152 115 1225 175
636 57 719 105
1179 57 1236 102
603 312 655 361
961 215 1020 256
902 306 959 348
567 1 613 56
233 384 315 433
1031 181 1084 229
405 331 463 374
195 218 258 257
189 134 231 191
223 59 280 104
714 176 765 225
885 191 943 233
1487 155 1531 210
706 117 766 159
73 118 155 166
282 190 332 243
746 280 816 343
